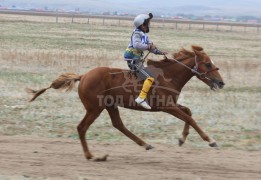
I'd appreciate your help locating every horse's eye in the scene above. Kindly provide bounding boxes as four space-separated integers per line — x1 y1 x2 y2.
205 63 212 69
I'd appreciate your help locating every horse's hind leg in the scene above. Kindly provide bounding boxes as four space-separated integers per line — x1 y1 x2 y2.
106 106 153 150
77 109 103 160
177 104 192 146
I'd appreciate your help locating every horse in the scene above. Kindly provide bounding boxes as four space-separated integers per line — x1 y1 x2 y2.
26 45 225 161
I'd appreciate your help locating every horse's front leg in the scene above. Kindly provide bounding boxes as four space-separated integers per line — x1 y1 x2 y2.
177 104 192 146
179 122 190 146
164 107 218 147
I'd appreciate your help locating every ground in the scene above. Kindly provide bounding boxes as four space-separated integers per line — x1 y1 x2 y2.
0 136 260 180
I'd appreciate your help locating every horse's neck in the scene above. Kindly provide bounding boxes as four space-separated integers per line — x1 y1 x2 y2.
166 57 195 91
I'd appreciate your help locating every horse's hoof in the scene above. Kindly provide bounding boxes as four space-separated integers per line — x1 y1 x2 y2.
209 142 218 147
145 144 154 150
94 154 109 162
178 138 185 146
86 155 94 160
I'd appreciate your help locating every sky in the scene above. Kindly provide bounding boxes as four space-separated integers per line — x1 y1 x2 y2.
1 0 261 17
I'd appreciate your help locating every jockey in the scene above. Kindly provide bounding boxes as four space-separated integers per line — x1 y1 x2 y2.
124 13 167 110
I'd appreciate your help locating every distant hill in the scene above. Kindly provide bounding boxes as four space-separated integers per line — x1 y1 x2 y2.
2 0 261 17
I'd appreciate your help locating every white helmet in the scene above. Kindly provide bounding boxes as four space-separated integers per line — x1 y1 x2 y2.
134 13 153 28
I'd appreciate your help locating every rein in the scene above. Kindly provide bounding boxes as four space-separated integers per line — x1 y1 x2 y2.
143 51 151 61
161 55 219 81
143 52 209 79
143 54 206 79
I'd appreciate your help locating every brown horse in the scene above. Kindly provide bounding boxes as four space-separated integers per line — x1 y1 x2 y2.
27 45 225 161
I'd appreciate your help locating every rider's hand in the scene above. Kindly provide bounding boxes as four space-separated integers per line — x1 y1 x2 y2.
161 51 168 55
152 48 168 55
149 44 157 51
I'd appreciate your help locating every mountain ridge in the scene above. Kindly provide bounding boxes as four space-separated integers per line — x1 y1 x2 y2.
2 0 261 17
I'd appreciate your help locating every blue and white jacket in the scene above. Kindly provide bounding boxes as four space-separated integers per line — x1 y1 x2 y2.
124 29 152 60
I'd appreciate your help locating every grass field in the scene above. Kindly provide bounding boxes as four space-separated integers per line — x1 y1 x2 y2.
0 14 260 151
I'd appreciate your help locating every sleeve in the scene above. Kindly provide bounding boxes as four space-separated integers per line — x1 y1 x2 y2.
147 36 153 45
132 32 150 50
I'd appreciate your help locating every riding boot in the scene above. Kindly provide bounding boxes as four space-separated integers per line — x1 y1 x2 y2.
135 77 154 109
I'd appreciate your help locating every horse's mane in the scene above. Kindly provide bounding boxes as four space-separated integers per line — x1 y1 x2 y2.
147 45 205 67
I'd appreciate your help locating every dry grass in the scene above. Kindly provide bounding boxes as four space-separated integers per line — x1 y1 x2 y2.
0 14 260 151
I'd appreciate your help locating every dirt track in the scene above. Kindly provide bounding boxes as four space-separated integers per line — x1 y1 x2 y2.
0 136 260 180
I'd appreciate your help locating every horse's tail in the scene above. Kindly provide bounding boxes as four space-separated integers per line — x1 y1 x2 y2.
26 73 81 102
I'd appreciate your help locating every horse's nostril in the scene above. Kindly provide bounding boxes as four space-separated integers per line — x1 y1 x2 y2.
219 81 225 86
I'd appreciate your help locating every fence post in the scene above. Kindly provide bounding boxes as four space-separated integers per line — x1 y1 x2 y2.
118 18 120 26
103 18 105 25
87 18 89 24
71 14 74 23
56 15 58 23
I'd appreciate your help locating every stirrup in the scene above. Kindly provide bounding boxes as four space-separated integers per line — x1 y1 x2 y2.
135 97 151 110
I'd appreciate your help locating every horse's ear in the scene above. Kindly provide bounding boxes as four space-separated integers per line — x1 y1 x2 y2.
192 45 204 52
193 49 204 61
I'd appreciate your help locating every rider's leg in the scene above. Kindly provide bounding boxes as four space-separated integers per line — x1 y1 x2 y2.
135 77 154 109
126 57 154 109
139 77 154 99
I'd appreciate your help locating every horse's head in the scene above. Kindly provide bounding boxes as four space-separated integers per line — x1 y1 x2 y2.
192 46 225 90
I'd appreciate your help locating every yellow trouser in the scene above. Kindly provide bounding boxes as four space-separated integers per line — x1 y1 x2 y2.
139 77 154 99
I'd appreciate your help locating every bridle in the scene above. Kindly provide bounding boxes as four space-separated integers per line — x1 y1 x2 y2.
193 55 220 80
